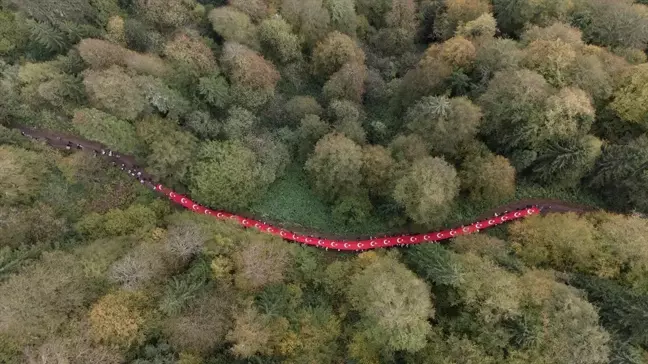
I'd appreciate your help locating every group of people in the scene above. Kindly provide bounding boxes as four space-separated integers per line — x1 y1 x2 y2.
24 131 157 190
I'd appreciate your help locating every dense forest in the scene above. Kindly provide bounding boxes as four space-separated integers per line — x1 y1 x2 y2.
1 0 648 362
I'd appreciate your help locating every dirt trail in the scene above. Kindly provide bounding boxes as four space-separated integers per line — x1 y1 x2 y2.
13 126 600 243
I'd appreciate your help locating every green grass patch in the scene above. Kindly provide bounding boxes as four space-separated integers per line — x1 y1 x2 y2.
251 166 392 236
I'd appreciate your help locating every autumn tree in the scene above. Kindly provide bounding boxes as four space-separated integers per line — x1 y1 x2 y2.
396 45 454 108
405 95 482 157
311 31 365 79
456 12 497 40
189 140 272 211
460 153 515 204
233 238 293 291
285 95 323 125
434 0 491 39
226 303 275 358
522 22 584 46
163 286 234 354
609 64 648 125
208 6 259 50
346 253 433 356
230 0 269 21
258 15 302 64
522 39 577 87
220 42 280 109
164 32 217 76
82 66 146 121
393 157 460 227
304 132 364 202
108 242 171 291
89 290 152 348
361 145 396 197
508 213 606 274
322 62 368 103
77 38 129 69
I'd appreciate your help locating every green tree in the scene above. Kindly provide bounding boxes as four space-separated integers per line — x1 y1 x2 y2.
223 106 258 140
304 132 363 202
478 69 553 152
73 108 141 154
258 16 302 64
493 0 573 35
136 115 197 181
0 145 48 206
135 0 198 29
0 204 66 248
198 72 231 109
208 6 259 50
83 66 146 121
280 0 331 47
0 251 93 347
189 140 272 210
474 38 523 77
295 114 330 160
571 0 648 49
405 95 482 157
0 10 28 59
591 134 648 212
134 75 191 120
325 0 357 35
460 153 516 204
393 157 460 227
311 31 365 79
531 135 602 186
346 253 433 354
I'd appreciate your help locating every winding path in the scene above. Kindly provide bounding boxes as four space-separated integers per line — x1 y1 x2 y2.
13 126 596 251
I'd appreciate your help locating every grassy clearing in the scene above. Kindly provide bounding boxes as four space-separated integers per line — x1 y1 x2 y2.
250 166 391 236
